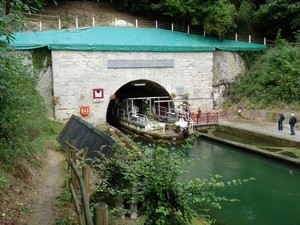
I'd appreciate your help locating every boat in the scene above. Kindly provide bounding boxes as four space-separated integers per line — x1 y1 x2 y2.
107 96 195 144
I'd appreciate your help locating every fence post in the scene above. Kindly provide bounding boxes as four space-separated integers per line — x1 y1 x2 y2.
71 141 77 191
94 202 108 225
130 198 138 219
69 181 84 225
83 147 88 161
82 165 90 199
65 137 70 169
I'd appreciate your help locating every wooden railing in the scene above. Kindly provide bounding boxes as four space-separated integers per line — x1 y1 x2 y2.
64 138 108 225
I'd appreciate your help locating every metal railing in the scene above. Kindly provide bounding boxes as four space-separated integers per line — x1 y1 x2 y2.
23 12 269 45
196 112 219 124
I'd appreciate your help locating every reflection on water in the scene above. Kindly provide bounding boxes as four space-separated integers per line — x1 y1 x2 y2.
188 137 300 225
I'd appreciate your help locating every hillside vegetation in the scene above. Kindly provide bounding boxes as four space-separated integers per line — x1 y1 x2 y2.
228 31 300 111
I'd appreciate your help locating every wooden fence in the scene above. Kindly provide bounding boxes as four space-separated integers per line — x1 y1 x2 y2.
64 137 108 225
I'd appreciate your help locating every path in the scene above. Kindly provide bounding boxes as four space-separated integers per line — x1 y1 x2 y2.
27 149 65 225
219 118 300 142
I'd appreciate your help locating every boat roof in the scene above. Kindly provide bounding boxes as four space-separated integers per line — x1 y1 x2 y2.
4 26 268 51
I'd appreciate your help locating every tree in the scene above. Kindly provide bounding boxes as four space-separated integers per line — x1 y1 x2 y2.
151 0 237 37
253 0 300 37
234 0 257 33
203 0 237 38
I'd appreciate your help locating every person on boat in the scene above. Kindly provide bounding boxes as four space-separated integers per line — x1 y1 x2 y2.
197 107 201 124
187 106 191 119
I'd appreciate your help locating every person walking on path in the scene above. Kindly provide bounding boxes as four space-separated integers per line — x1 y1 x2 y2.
278 112 285 131
289 113 297 135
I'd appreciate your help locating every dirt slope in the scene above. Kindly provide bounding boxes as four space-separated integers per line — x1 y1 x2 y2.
35 1 153 29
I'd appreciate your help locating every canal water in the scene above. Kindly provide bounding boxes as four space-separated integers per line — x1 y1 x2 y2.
186 136 300 225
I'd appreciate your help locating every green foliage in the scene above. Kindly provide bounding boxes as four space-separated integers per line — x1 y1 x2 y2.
150 0 238 37
0 175 10 190
31 47 52 73
21 205 31 212
90 140 253 225
0 0 50 167
231 31 300 107
54 219 69 225
0 47 50 162
293 30 300 44
238 50 265 70
253 0 300 35
203 0 237 38
235 0 256 33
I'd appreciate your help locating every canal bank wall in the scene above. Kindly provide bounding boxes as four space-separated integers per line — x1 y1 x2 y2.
202 119 300 166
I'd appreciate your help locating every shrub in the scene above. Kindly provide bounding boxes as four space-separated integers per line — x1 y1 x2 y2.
90 140 253 225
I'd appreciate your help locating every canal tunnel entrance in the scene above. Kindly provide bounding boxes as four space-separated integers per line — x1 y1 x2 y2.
106 79 175 126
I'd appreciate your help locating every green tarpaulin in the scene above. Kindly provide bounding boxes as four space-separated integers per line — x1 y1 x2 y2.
4 26 267 52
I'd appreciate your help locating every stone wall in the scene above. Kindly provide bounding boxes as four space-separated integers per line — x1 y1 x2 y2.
16 49 247 125
212 51 246 109
51 51 218 124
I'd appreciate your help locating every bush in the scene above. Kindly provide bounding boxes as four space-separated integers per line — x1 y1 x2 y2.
90 140 253 225
0 43 50 163
231 30 300 108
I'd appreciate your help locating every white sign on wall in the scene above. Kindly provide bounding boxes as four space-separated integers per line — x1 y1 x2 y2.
93 88 104 103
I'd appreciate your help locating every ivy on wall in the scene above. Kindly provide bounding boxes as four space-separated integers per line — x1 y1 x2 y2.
31 47 52 73
238 50 265 70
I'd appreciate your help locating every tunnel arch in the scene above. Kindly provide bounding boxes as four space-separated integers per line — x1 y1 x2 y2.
106 79 175 125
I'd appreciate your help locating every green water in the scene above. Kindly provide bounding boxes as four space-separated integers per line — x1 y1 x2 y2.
188 137 300 225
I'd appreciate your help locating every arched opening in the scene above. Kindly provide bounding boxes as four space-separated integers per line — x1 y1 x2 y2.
106 79 175 126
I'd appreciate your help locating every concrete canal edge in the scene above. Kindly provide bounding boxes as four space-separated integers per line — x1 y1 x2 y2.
199 124 300 166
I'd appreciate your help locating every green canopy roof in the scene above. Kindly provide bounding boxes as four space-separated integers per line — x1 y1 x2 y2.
5 26 267 52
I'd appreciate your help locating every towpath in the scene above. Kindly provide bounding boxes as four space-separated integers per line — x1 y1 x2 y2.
219 118 299 143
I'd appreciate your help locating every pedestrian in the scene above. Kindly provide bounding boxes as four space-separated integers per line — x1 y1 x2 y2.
278 112 285 131
197 107 201 124
289 113 297 135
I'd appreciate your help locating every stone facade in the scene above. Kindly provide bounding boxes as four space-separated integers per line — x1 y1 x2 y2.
52 51 219 124
18 49 246 125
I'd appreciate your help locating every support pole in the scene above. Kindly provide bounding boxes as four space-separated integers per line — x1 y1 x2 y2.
94 202 108 225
